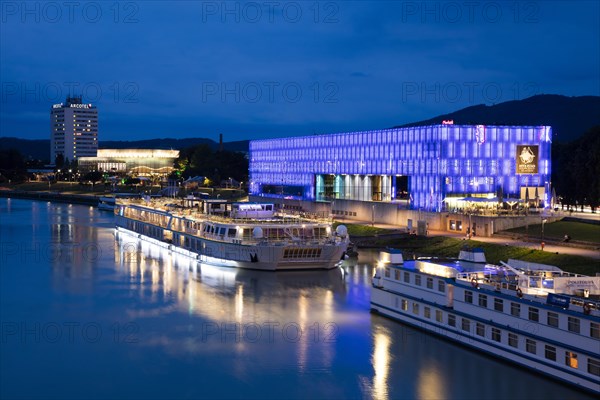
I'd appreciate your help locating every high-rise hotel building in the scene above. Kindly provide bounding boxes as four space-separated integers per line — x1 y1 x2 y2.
50 96 98 164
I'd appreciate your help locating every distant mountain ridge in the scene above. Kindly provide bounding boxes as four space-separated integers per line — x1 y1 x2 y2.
395 94 600 142
2 94 598 161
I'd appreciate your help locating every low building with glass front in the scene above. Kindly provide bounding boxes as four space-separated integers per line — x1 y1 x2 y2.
78 149 179 176
249 124 552 234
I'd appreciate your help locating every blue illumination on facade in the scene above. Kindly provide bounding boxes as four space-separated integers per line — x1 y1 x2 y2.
249 125 552 211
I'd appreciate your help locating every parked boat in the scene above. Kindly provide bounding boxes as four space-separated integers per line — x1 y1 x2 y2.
114 197 349 271
371 248 600 394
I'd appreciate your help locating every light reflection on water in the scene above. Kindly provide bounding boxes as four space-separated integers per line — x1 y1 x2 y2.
0 199 594 400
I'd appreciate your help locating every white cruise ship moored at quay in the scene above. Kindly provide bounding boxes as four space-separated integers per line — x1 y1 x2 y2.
371 248 600 393
114 197 349 271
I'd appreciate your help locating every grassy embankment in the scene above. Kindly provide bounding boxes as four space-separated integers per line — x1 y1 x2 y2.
504 220 600 244
337 223 600 276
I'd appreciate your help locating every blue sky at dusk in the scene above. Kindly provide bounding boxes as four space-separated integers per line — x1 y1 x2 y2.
1 1 598 142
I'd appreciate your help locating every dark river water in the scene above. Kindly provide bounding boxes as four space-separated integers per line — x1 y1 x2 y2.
0 198 592 399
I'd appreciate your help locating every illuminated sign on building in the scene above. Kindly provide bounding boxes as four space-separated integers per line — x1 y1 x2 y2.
70 103 91 109
516 145 539 174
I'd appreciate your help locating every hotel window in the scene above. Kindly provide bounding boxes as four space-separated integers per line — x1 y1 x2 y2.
404 272 410 283
476 323 485 337
544 345 556 361
424 307 431 319
464 291 473 304
511 302 520 317
565 351 578 369
591 322 600 339
528 307 539 322
412 303 419 315
478 294 488 308
547 312 559 328
588 359 600 377
461 318 471 332
426 277 433 289
448 314 456 327
494 298 503 312
415 275 421 286
385 268 390 278
567 317 580 333
394 270 400 280
526 339 537 354
508 333 518 348
438 280 445 293
491 328 501 342
401 299 408 311
435 310 443 323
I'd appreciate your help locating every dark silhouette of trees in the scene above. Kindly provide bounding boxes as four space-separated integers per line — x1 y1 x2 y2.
174 144 248 185
552 126 600 212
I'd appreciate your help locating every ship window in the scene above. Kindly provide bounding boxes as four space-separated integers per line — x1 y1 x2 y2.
567 317 580 333
464 291 473 304
547 312 559 328
591 322 600 339
511 302 520 317
394 270 400 280
424 307 431 319
448 314 456 327
412 303 419 315
401 299 408 311
588 359 600 377
478 294 488 308
508 333 518 348
219 227 226 235
426 277 433 289
526 339 537 354
565 351 578 369
528 307 539 322
435 310 442 323
476 323 485 337
461 318 471 332
491 328 501 342
494 298 503 312
415 275 421 286
385 268 390 278
228 229 236 237
438 280 445 293
545 345 556 361
404 272 410 283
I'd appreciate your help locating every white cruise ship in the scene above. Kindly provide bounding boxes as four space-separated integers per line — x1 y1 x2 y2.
371 248 600 393
114 197 349 271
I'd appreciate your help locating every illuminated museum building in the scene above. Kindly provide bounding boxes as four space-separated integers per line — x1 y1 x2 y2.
249 125 552 211
78 149 179 176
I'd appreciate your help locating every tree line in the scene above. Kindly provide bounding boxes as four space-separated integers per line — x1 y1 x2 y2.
173 144 248 185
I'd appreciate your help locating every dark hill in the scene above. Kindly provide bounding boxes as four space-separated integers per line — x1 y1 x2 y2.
395 94 600 142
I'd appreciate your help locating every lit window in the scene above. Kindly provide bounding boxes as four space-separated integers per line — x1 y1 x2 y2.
401 299 408 311
565 351 578 369
412 303 419 315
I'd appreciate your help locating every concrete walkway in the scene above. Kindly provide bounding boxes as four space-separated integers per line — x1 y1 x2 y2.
336 218 600 261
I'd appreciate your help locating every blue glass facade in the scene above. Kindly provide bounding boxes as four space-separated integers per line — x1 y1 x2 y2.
249 125 552 211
